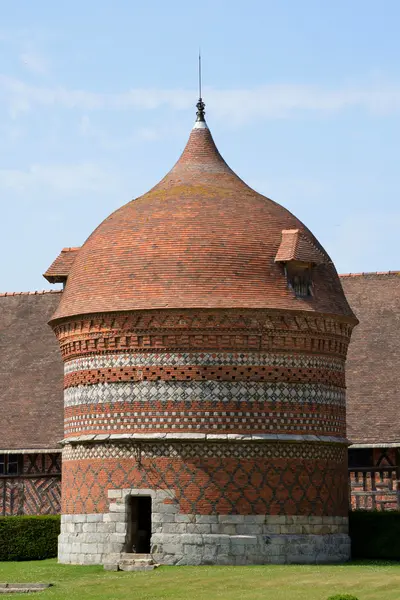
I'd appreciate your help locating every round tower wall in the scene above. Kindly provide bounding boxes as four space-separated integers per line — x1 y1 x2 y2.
55 308 352 566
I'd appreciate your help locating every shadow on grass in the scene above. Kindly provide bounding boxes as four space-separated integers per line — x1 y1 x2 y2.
330 560 400 567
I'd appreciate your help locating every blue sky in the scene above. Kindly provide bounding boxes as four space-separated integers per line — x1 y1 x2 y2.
1 0 399 292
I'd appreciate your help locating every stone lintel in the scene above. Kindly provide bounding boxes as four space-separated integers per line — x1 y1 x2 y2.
62 433 349 446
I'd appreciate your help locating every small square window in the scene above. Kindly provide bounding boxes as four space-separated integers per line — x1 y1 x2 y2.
7 456 19 475
286 263 313 297
0 454 21 476
348 449 373 468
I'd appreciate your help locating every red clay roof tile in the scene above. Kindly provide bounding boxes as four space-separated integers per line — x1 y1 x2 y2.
51 120 356 322
275 229 325 264
43 248 80 283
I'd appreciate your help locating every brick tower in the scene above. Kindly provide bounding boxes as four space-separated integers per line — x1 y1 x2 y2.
51 99 357 566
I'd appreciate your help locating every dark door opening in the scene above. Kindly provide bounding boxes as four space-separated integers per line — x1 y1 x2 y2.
126 496 152 553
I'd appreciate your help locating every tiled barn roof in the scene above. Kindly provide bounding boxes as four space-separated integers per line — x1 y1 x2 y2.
340 271 400 446
50 112 355 322
0 290 62 297
0 291 64 450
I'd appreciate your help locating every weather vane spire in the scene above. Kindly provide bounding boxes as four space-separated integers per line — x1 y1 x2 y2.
196 49 205 122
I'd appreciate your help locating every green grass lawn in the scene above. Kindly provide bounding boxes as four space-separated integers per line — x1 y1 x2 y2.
0 560 399 600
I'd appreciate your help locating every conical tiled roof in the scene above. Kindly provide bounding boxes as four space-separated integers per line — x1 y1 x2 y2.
51 110 355 322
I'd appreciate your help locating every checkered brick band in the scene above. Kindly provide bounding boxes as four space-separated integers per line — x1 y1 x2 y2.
64 400 345 437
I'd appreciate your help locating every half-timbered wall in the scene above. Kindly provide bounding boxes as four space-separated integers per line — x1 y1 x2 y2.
349 447 400 511
0 452 61 516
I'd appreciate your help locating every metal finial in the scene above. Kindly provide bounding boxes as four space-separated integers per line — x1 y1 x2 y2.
198 49 202 98
196 50 205 122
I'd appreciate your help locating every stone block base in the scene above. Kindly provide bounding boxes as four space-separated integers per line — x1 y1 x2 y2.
150 532 350 565
59 488 350 565
58 509 350 566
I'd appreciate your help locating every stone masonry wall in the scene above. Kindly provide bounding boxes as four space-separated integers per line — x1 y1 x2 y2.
58 487 350 566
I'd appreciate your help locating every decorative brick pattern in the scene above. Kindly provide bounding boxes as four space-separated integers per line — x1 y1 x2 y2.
53 310 353 361
23 452 61 475
61 441 348 517
0 454 61 516
63 347 346 438
63 381 345 408
64 401 345 437
0 479 24 516
64 352 345 373
350 466 400 510
63 441 345 462
22 477 61 515
65 433 346 445
53 307 352 564
64 365 345 389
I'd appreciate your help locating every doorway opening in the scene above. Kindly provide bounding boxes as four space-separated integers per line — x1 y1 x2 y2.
126 496 152 553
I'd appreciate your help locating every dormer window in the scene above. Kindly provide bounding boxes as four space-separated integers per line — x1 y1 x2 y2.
275 229 325 298
285 262 313 297
43 247 80 287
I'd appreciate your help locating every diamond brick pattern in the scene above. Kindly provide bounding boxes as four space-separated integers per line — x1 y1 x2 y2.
64 441 345 462
64 380 345 408
62 442 347 517
64 352 344 374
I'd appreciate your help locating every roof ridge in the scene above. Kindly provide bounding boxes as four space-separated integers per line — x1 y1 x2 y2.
340 271 400 278
297 229 326 261
0 290 63 297
292 229 301 257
